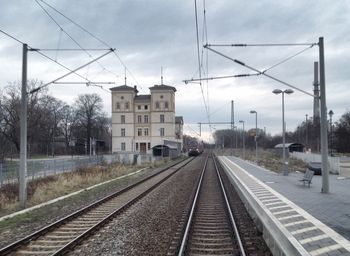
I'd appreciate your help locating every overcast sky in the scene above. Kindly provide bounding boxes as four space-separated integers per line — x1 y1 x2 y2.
1 0 349 142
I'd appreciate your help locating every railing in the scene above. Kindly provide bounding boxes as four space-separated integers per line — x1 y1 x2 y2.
0 155 109 187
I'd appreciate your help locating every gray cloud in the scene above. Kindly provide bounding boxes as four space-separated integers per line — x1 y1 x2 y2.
1 0 349 141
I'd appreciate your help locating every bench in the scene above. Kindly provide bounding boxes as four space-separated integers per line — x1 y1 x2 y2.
299 169 314 187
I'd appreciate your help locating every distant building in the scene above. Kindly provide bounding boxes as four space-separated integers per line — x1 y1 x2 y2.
110 83 183 156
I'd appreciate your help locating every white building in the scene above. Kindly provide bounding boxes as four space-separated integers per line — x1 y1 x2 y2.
110 84 183 156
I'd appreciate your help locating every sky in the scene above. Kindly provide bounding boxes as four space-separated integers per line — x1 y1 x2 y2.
1 0 349 143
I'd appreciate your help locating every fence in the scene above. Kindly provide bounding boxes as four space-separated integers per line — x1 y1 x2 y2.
290 152 340 174
0 155 106 187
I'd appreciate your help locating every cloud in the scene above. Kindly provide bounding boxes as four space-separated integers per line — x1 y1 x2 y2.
1 0 349 142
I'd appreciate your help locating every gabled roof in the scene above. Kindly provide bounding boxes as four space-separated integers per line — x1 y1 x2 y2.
149 84 176 92
110 85 138 93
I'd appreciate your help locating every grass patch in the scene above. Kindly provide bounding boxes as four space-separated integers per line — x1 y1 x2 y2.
0 162 151 217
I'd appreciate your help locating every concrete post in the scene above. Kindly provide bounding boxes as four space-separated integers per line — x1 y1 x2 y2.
319 37 329 193
19 43 28 209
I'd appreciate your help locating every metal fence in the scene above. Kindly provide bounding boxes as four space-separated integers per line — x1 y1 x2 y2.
0 155 106 187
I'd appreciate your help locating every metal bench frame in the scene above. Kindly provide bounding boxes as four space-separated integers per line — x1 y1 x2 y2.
299 169 314 187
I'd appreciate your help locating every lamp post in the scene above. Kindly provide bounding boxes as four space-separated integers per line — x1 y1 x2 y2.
273 89 294 176
328 110 334 156
250 110 258 164
239 120 245 159
305 114 308 149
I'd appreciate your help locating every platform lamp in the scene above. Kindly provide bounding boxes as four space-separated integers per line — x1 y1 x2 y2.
273 89 294 176
239 120 245 159
249 110 258 164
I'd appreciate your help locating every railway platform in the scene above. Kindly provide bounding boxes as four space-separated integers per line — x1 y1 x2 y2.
218 156 350 256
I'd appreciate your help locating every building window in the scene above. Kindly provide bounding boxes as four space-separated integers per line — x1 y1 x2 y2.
148 143 151 150
121 96 124 100
137 115 142 123
116 102 120 110
160 114 164 123
144 115 148 123
125 102 129 110
138 105 141 110
160 95 163 99
121 115 125 124
165 101 169 109
160 128 164 136
121 128 125 137
121 142 125 151
138 128 142 136
136 143 139 151
155 101 160 109
144 105 148 110
144 128 149 136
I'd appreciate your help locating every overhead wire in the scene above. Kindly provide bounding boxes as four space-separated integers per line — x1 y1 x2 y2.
0 28 110 93
262 44 315 73
37 0 143 91
54 28 63 61
0 28 25 44
35 0 119 88
194 0 211 138
205 45 315 97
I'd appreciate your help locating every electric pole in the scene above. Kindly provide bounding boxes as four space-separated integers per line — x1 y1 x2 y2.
19 43 28 209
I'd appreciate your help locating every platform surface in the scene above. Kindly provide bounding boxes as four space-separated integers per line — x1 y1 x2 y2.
220 156 350 256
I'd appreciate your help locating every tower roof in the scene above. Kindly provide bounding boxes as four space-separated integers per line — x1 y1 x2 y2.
110 85 138 93
149 84 176 92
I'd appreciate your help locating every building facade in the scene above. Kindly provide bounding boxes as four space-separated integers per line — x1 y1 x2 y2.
110 84 183 155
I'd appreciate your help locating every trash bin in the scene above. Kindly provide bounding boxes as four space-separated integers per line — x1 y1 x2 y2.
308 162 322 175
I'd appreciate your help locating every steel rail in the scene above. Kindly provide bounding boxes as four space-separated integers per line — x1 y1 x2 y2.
213 155 246 256
177 155 209 255
0 157 193 255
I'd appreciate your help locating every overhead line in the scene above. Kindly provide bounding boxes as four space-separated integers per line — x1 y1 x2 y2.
35 48 113 51
206 43 318 47
184 73 260 83
0 28 25 44
35 0 120 81
32 49 115 93
194 0 210 132
38 0 142 90
205 46 315 98
262 44 315 73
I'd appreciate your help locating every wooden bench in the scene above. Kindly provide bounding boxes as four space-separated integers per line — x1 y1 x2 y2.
299 169 314 187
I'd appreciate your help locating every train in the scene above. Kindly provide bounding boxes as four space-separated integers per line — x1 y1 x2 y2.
187 140 204 156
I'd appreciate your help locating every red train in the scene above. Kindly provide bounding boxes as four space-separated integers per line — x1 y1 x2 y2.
187 140 204 156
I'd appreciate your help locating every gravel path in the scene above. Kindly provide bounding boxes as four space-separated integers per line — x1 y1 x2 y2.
70 156 204 255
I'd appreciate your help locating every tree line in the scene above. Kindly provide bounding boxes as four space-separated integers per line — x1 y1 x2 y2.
213 112 350 154
0 80 111 161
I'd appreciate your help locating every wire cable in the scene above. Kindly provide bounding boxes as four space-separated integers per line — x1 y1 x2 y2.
206 43 318 47
205 46 315 97
0 29 25 44
0 28 112 94
37 0 143 90
35 0 119 81
194 0 211 136
32 49 115 92
262 44 315 73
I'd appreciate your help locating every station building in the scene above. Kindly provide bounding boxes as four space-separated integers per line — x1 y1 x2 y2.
110 83 183 159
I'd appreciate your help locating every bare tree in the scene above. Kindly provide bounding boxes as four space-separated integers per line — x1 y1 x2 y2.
73 93 103 154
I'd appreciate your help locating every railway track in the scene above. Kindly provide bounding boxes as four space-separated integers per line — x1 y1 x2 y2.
178 154 245 256
0 157 194 256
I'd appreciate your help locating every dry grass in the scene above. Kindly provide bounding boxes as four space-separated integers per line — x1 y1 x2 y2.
0 162 150 216
215 148 308 173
